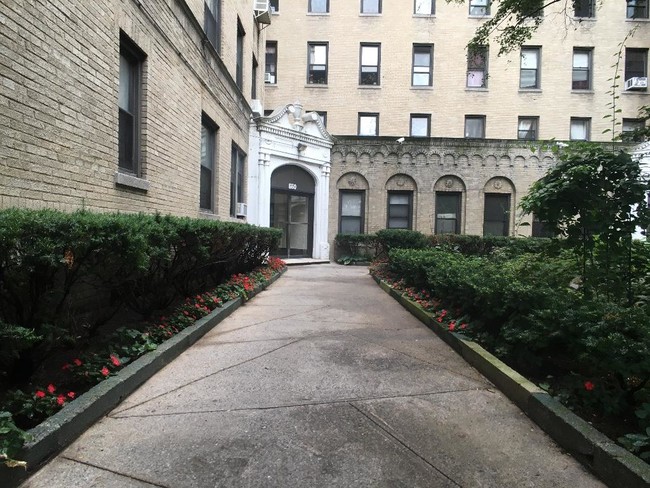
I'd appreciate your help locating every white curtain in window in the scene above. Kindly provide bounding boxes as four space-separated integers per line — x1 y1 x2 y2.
359 116 377 135
415 0 433 14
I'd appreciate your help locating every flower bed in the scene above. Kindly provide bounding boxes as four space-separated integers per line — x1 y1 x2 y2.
0 257 286 468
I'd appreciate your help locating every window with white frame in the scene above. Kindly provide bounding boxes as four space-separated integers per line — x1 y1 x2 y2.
361 0 381 13
574 0 594 17
520 47 540 89
412 44 433 86
410 114 430 137
572 48 592 90
627 0 648 19
414 0 435 14
465 115 486 138
339 191 365 234
307 42 328 84
360 44 381 85
358 113 379 136
622 118 646 142
570 118 591 141
467 46 488 87
265 41 277 84
309 0 329 13
518 117 538 140
387 192 413 229
469 0 490 16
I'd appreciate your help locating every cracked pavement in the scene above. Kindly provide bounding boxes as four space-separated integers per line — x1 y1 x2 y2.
21 264 604 487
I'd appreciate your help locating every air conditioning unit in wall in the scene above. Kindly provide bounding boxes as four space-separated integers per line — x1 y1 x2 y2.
264 72 275 84
236 202 247 218
254 0 271 24
624 77 648 91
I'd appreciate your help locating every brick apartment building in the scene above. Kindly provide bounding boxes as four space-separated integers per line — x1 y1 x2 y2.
1 1 648 259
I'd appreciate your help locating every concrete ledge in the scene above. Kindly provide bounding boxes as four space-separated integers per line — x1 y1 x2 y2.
374 275 650 488
1 268 286 488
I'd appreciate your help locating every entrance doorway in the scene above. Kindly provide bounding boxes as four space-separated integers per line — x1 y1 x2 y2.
270 165 315 258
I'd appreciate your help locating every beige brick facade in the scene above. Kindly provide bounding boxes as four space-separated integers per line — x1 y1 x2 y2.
328 137 559 246
265 1 649 141
0 0 265 219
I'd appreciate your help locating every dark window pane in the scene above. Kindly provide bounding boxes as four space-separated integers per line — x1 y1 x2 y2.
118 109 134 172
484 194 510 236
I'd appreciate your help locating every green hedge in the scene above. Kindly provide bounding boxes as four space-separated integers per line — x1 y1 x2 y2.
0 209 281 388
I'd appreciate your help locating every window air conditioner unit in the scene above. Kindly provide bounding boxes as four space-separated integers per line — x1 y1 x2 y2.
236 202 247 217
254 0 271 24
264 72 274 83
624 77 648 91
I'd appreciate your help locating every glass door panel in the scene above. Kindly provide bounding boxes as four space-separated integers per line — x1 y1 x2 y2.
288 195 309 256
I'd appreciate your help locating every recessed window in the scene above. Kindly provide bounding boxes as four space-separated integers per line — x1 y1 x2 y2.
360 44 381 85
236 19 245 90
200 115 218 211
467 46 488 88
532 214 554 238
270 0 279 13
204 0 221 52
484 194 510 236
361 0 381 13
625 48 648 89
308 43 328 84
572 48 592 90
230 144 246 217
414 0 435 14
118 33 145 175
520 47 540 89
339 190 365 234
435 192 461 234
627 0 648 19
412 44 433 86
622 118 646 142
570 117 591 141
410 114 431 137
251 56 258 98
358 113 379 136
518 117 539 140
574 0 595 17
469 0 490 15
265 41 277 84
315 111 328 127
387 191 413 229
465 115 486 138
309 0 329 13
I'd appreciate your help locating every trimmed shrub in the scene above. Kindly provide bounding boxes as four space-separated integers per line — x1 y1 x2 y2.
375 229 430 255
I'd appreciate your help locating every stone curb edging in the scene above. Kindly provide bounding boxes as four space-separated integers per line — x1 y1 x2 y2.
374 275 650 488
1 268 286 488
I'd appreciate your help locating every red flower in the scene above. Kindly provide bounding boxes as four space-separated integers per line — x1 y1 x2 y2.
460 323 468 330
35 390 46 399
100 366 110 377
436 317 443 323
110 354 121 367
56 395 66 406
448 322 456 331
67 391 76 399
73 358 82 366
62 363 71 371
47 384 56 394
584 381 595 391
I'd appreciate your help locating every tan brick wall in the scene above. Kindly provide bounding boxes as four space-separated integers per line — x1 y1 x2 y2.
265 1 649 141
0 0 265 218
329 137 558 245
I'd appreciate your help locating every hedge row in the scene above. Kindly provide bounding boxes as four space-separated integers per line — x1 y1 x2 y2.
385 245 650 419
335 229 558 262
0 209 281 388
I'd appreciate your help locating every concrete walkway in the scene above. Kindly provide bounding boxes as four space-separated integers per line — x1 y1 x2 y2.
23 265 604 487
